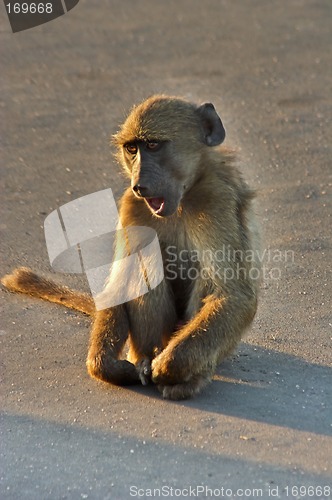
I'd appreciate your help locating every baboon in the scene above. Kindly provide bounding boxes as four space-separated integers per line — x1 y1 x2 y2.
2 95 261 400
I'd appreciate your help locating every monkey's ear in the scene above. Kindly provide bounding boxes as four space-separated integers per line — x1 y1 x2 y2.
196 103 226 146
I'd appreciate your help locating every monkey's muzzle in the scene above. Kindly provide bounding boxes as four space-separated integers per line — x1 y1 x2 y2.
146 197 165 216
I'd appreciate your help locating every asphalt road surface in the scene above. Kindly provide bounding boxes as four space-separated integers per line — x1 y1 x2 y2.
1 1 331 499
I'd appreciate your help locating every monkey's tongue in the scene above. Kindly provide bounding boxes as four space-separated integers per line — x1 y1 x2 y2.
146 197 165 214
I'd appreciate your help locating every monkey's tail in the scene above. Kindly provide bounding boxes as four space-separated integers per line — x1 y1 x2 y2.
1 267 95 316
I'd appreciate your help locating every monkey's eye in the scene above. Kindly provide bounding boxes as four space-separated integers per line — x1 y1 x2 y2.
125 143 138 155
146 142 161 151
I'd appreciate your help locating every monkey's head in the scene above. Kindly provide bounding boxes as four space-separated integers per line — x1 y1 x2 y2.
113 95 225 217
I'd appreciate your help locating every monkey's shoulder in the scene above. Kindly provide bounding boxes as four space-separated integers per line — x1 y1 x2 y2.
185 161 255 218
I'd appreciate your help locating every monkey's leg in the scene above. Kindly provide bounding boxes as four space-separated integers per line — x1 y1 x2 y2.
126 280 177 385
152 293 257 400
2 267 95 316
86 305 140 385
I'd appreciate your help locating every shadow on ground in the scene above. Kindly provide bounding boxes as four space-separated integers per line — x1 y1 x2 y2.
129 343 332 437
1 410 330 500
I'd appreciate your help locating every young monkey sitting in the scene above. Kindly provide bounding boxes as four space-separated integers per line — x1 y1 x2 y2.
2 95 261 400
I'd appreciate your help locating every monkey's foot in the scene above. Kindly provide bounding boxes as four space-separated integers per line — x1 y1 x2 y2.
87 355 140 385
157 375 211 400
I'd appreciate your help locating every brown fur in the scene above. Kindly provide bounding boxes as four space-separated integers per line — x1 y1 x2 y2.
2 267 95 316
2 95 261 400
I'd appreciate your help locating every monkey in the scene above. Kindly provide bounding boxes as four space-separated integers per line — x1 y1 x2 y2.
2 95 261 400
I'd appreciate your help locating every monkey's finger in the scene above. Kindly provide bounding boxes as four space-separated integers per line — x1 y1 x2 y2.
136 358 151 386
139 373 149 386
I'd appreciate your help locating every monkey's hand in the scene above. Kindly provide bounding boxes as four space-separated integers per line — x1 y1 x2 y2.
151 346 185 385
151 346 211 400
135 358 151 386
134 346 163 386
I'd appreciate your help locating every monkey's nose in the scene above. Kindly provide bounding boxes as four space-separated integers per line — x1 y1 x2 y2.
132 184 149 197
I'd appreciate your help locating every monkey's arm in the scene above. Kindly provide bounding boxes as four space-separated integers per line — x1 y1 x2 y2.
1 267 95 316
151 288 257 400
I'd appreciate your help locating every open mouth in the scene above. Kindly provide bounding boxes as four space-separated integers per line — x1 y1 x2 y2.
146 197 165 215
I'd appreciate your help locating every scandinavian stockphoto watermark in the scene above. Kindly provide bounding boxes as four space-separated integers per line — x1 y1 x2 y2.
165 245 295 283
3 0 79 33
128 484 332 498
44 188 294 311
44 188 164 311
